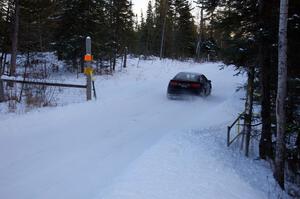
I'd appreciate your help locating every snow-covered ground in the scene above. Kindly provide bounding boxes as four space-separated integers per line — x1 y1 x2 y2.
0 58 287 199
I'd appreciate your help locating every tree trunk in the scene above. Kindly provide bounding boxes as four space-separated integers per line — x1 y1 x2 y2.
259 47 273 159
195 7 204 61
10 0 20 76
244 66 255 157
160 0 167 60
258 0 274 160
274 0 289 190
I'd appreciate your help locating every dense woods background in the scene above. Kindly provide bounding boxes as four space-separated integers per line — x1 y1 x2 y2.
0 0 299 195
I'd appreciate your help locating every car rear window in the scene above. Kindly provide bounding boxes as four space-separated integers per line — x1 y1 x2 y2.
174 73 199 82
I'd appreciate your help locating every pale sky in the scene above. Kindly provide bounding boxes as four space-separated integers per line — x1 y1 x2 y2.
132 0 149 16
132 0 198 20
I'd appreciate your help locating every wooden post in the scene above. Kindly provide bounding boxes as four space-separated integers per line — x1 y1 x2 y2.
85 36 92 101
227 126 230 147
123 47 128 68
3 53 7 74
86 76 92 101
0 79 4 102
0 52 3 71
237 117 240 135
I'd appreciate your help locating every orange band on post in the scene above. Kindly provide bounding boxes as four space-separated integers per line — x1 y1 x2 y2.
84 54 93 61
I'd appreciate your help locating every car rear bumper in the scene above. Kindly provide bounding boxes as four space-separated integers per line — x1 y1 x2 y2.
167 87 202 96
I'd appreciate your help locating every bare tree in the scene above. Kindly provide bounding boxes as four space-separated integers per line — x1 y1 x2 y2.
274 0 289 190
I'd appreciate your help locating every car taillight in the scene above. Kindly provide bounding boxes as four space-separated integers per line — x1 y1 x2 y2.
170 81 178 86
190 83 201 88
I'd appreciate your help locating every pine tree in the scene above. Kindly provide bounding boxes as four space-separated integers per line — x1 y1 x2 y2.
138 11 146 55
107 0 134 51
0 0 6 54
0 0 13 73
203 0 300 189
203 0 261 155
0 0 5 51
153 0 166 56
173 0 196 58
257 0 278 160
195 0 219 61
19 0 57 52
54 0 107 67
138 0 156 56
163 0 175 58
106 0 134 70
151 0 196 58
145 0 155 55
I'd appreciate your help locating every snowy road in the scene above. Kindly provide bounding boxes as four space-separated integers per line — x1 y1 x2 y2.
0 59 272 199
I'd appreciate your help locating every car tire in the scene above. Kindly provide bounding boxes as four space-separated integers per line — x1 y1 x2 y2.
167 93 174 100
200 89 206 97
206 84 211 96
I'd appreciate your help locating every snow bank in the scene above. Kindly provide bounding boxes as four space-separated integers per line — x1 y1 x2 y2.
0 58 288 199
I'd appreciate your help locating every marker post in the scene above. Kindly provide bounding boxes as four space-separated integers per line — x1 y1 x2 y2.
84 36 93 101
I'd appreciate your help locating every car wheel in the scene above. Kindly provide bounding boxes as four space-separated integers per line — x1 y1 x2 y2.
208 85 212 95
167 93 175 100
200 89 206 97
207 90 211 96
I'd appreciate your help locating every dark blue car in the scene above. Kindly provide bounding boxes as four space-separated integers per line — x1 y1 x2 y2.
167 72 212 99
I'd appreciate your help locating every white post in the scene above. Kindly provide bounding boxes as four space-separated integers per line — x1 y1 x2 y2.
85 36 93 101
86 36 91 55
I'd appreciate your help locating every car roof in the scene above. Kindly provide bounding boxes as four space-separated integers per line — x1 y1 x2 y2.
173 72 203 81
